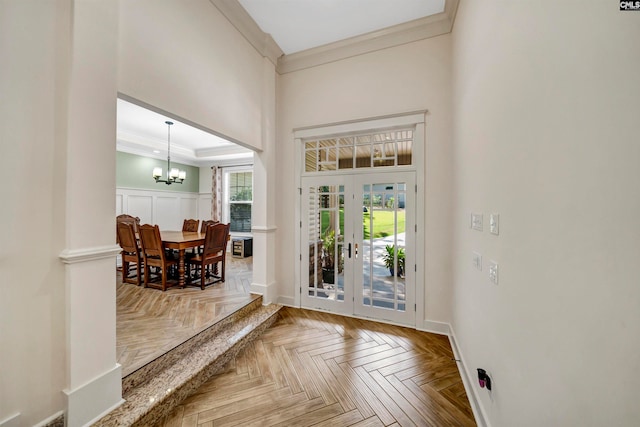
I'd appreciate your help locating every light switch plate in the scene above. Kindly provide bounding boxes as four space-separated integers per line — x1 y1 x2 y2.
490 213 499 235
488 261 499 285
471 213 483 231
473 252 482 271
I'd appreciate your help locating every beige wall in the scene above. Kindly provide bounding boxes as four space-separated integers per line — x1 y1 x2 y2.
118 0 265 150
451 1 640 425
1 1 120 425
276 35 453 324
0 2 69 424
1 0 275 424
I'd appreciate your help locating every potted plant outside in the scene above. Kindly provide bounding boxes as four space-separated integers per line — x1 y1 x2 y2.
322 229 336 284
382 244 405 277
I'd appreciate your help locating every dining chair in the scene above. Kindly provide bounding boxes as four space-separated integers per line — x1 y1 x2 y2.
182 219 200 232
138 224 178 291
116 222 143 286
200 220 218 233
116 214 141 244
186 223 230 290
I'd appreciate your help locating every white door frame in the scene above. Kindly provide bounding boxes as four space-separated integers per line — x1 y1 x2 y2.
293 111 426 328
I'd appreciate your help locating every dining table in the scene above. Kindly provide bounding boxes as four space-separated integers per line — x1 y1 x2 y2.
160 230 205 288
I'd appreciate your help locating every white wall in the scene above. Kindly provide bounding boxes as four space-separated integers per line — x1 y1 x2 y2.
451 1 640 425
118 0 265 150
1 1 121 425
276 35 453 324
117 188 208 230
2 0 275 424
0 2 68 424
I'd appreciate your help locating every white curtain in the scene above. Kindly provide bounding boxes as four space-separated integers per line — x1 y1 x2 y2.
211 166 223 221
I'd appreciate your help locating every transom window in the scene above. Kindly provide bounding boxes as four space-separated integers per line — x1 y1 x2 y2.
304 129 413 173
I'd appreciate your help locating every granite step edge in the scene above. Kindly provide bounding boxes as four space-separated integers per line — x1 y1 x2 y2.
93 303 282 427
122 293 263 393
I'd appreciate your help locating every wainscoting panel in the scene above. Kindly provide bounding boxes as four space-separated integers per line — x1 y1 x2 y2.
127 195 154 224
198 195 212 220
115 194 123 216
155 196 181 230
116 188 213 231
180 197 199 222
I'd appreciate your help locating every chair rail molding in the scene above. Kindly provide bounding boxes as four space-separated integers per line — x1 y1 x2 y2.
59 245 122 264
251 225 277 233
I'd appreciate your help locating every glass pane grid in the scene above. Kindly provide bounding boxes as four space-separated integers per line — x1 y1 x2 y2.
304 128 413 173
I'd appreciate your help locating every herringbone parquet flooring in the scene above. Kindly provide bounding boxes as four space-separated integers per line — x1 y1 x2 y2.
117 256 254 376
157 307 476 427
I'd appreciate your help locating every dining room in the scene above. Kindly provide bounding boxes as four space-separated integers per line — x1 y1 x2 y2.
115 97 258 379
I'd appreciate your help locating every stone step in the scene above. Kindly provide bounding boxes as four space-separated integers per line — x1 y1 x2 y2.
93 297 282 426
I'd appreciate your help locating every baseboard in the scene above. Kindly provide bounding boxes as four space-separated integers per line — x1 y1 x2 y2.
0 414 20 427
250 281 277 304
63 363 124 427
34 411 64 427
277 296 295 307
418 319 451 335
449 328 491 427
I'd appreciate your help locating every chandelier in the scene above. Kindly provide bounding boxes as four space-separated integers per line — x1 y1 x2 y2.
152 121 186 185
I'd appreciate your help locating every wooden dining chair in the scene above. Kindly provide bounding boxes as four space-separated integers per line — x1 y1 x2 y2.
116 214 140 245
116 222 143 286
182 219 200 232
186 223 230 290
138 224 178 291
200 220 218 233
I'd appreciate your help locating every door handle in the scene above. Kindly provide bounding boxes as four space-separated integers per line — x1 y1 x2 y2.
348 243 352 258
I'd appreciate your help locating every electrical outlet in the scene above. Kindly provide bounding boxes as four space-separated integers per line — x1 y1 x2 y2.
488 261 499 285
473 252 482 271
490 213 499 235
471 213 483 231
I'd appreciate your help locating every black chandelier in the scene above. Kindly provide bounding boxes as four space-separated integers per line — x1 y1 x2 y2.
152 121 186 185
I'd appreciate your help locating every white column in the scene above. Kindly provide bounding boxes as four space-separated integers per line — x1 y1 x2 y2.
251 57 278 303
58 1 123 425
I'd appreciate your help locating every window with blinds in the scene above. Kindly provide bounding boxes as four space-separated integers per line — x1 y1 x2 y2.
228 171 252 233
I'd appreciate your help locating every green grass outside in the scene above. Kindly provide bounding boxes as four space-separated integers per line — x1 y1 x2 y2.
321 209 405 239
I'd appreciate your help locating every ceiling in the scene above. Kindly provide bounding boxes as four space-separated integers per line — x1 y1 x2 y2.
116 99 253 166
238 0 445 55
117 0 445 166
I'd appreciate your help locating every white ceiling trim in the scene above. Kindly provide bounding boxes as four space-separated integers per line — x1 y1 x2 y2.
209 0 284 65
277 0 459 74
212 0 458 75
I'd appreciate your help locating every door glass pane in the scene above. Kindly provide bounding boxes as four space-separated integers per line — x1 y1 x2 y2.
308 184 344 301
361 182 406 312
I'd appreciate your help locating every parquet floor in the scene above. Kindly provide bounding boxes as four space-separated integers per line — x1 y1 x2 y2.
157 307 476 427
117 255 254 376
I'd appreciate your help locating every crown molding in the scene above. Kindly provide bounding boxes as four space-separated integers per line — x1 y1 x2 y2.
277 0 459 74
211 0 458 74
209 0 283 65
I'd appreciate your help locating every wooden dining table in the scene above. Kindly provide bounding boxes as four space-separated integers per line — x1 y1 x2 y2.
160 230 205 288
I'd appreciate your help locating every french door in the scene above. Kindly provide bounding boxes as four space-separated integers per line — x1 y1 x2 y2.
301 171 415 325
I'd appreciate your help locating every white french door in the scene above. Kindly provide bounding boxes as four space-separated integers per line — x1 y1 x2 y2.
301 171 415 325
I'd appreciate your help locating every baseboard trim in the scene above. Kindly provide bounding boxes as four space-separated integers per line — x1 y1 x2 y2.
0 414 20 427
418 319 451 335
250 281 278 304
63 363 124 427
449 328 491 427
34 411 64 427
276 296 295 307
